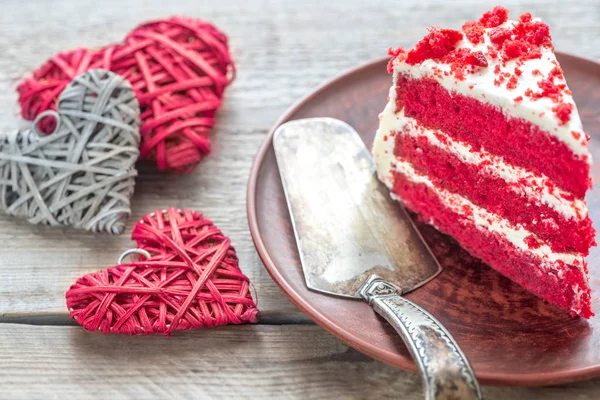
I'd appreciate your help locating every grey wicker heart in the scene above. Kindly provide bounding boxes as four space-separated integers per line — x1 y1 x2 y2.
0 69 140 234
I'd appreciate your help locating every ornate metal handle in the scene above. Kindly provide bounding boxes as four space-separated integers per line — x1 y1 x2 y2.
360 275 482 400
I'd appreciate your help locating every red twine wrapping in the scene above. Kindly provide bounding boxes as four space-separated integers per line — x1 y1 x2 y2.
18 17 235 173
66 208 259 335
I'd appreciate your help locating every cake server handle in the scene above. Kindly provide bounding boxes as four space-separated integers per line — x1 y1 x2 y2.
360 275 482 400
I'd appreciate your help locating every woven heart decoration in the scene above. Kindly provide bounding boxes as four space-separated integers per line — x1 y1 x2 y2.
0 69 140 234
66 208 259 335
17 17 234 173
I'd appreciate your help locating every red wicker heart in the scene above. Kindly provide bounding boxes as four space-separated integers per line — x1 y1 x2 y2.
66 208 259 335
18 17 234 173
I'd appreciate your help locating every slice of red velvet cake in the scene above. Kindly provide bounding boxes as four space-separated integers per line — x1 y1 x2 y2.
373 6 596 318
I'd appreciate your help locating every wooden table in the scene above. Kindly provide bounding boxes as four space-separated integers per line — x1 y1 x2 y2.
0 0 599 398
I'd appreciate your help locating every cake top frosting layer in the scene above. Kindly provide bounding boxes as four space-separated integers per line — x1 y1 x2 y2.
388 6 590 161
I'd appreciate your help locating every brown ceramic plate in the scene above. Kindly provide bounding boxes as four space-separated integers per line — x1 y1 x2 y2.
247 54 600 386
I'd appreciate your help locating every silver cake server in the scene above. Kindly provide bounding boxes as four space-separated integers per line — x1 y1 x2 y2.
273 118 482 400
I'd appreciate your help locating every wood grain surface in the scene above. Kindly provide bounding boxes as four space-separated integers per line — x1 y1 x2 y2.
0 0 599 398
1 323 600 400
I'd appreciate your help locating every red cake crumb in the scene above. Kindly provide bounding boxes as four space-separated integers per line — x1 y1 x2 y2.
405 28 463 65
407 31 489 79
514 67 522 76
553 103 574 125
527 76 567 103
463 21 485 44
479 6 509 28
474 9 553 62
490 27 512 44
572 131 581 140
387 47 407 73
525 65 570 113
506 75 518 90
514 96 523 102
487 46 499 60
399 7 554 84
519 12 532 23
503 40 526 59
550 65 564 79
464 51 488 67
525 22 552 46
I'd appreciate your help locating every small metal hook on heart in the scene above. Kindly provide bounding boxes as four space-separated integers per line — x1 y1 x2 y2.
117 248 151 264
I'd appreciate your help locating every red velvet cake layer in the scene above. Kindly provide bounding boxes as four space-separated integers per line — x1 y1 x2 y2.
395 74 591 199
391 171 593 318
393 130 595 254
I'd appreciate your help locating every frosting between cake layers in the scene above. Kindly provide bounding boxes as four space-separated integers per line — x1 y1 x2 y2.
392 19 591 162
373 110 585 271
396 159 583 269
381 158 584 271
376 88 587 221
388 109 586 221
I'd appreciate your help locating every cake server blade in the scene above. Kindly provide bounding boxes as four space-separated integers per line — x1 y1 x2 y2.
273 117 481 400
273 117 440 298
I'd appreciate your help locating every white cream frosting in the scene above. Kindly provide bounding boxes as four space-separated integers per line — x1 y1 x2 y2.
373 100 586 271
392 19 592 162
374 143 584 270
396 159 582 267
381 107 587 221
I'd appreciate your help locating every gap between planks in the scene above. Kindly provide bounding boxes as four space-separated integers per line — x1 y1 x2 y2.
0 311 314 327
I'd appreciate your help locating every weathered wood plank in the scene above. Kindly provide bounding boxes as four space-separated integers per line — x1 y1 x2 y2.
0 323 599 399
0 0 599 398
0 0 598 323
